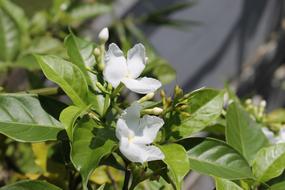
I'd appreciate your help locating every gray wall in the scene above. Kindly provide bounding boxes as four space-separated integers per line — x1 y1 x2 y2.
143 0 283 93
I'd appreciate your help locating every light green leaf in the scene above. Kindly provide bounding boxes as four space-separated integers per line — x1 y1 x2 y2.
170 88 224 140
270 181 285 190
71 117 116 190
0 0 28 61
215 177 243 190
252 143 285 182
226 102 268 163
0 94 63 142
159 143 190 190
187 138 253 179
35 55 89 107
0 180 62 190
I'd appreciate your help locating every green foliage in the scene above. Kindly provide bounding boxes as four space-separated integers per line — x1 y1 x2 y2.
0 180 62 190
160 143 190 190
0 0 28 62
252 143 285 182
226 102 268 163
36 55 89 107
187 138 253 179
70 117 116 190
215 178 243 190
169 88 224 140
0 94 63 142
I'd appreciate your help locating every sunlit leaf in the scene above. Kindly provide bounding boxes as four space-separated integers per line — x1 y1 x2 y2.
252 143 285 182
226 102 268 163
187 138 253 179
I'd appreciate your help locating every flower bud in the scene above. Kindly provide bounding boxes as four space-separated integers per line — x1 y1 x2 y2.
138 92 155 103
152 107 163 115
98 27 109 44
142 107 163 115
94 47 100 56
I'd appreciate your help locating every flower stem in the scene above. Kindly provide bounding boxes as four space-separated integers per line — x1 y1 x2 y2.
123 169 131 190
22 87 61 96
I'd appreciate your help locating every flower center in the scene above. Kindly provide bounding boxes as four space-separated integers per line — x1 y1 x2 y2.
128 134 134 143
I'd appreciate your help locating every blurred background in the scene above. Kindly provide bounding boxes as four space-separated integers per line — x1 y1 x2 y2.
1 0 285 189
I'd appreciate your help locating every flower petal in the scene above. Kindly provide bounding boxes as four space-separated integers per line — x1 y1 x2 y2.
262 127 277 144
132 115 164 144
127 43 146 79
103 43 127 87
116 118 133 141
119 138 164 163
122 102 141 131
122 77 161 94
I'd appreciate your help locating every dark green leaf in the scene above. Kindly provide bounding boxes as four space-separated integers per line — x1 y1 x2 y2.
35 55 89 107
187 138 253 179
252 143 285 182
215 177 243 190
226 102 268 163
0 180 62 190
159 143 190 190
0 94 63 142
71 117 116 190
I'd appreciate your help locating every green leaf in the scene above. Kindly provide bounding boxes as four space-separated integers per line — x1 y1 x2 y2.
270 181 285 190
159 143 190 190
25 36 63 55
170 88 224 140
64 33 105 115
35 55 89 107
0 94 63 142
0 0 28 61
59 105 88 139
226 102 268 163
64 33 95 83
252 143 285 182
64 33 95 69
68 3 111 22
215 178 243 190
0 180 62 190
187 138 253 179
71 117 116 190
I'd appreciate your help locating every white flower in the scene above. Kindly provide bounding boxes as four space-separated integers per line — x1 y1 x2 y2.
103 43 161 94
116 102 165 163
